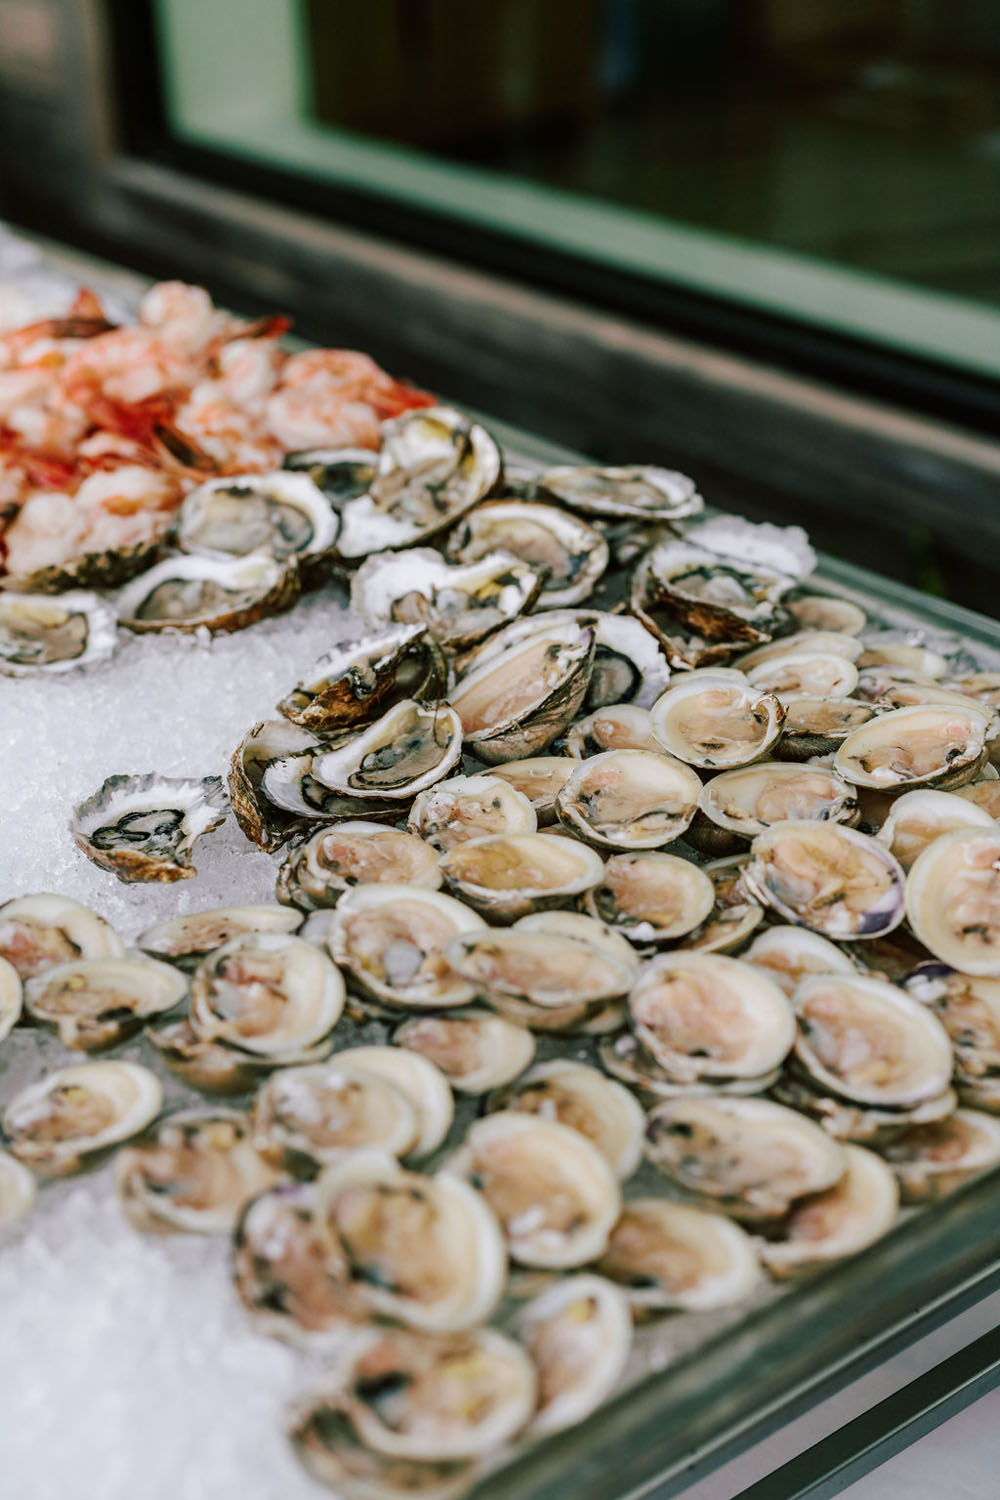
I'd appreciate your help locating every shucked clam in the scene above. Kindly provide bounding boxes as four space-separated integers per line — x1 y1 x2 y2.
326 885 486 1009
834 704 991 793
583 851 715 944
694 761 859 850
0 893 125 980
408 774 537 853
554 748 701 851
486 1059 645 1178
277 821 442 910
516 1275 632 1437
191 932 345 1059
906 827 1000 976
137 904 304 969
743 822 905 941
650 669 785 770
3 1059 162 1176
595 1198 762 1313
24 955 187 1051
393 1008 536 1095
116 1106 278 1233
758 1145 898 1276
71 773 227 883
438 832 605 922
445 925 634 1033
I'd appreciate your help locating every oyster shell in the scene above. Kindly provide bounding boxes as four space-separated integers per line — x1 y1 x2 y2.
772 696 879 761
555 748 701 851
488 757 574 824
447 499 608 607
310 700 463 801
628 952 795 1085
517 1275 632 1436
252 1060 420 1170
117 552 299 634
393 1008 535 1094
351 548 540 650
261 749 410 827
487 1058 645 1178
743 925 857 997
0 589 116 676
874 788 994 872
314 1151 506 1330
906 827 1000 975
408 774 537 853
3 1059 162 1175
758 1144 898 1276
595 1198 762 1312
744 822 905 940
564 703 659 757
176 470 338 573
834 704 990 792
0 893 125 980
0 1149 36 1229
137 904 303 968
190 932 344 1058
327 1045 454 1157
277 822 442 910
650 669 785 769
116 1106 278 1233
538 463 703 522
228 718 316 851
448 622 595 763
439 832 605 922
277 625 447 733
644 1094 846 1222
335 407 502 558
583 851 715 944
71 773 227 882
880 1109 1000 1202
326 884 486 1008
233 1180 366 1347
447 1113 621 1266
24 955 186 1051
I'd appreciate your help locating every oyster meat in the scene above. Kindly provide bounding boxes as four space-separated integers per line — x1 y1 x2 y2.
447 499 608 608
117 552 299 634
71 773 227 882
351 548 541 650
0 589 116 676
538 463 703 522
176 470 338 571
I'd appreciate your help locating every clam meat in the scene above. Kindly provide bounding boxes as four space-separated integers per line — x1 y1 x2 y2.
0 893 125 980
879 1109 1000 1202
555 748 701 850
24 955 186 1051
277 822 442 910
564 703 659 757
595 1197 762 1312
448 622 595 763
835 704 990 792
3 1059 162 1175
326 1046 454 1157
906 827 1000 976
874 788 994 872
487 1059 645 1178
326 885 486 1008
516 1275 632 1437
438 832 605 922
650 670 785 770
697 761 858 843
758 1144 898 1277
393 1008 535 1095
190 931 345 1058
743 822 905 940
137 904 304 968
116 1106 278 1233
408 775 537 853
253 1060 420 1170
583 851 715 943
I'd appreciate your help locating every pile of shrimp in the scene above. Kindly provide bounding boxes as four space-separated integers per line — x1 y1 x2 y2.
0 281 433 583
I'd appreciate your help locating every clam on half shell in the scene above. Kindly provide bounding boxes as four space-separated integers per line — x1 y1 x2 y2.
650 669 785 770
758 1145 898 1277
906 827 1000 975
583 851 715 944
517 1275 633 1437
0 957 22 1043
191 932 344 1058
874 788 994 872
834 704 991 792
0 893 125 980
277 821 442 910
252 1059 421 1170
0 589 117 676
116 1107 278 1234
555 748 701 851
24 955 186 1051
743 822 906 941
289 1405 475 1500
326 884 486 1008
487 1058 645 1178
117 552 299 634
696 761 858 844
71 773 227 883
3 1060 163 1176
439 832 605 922
137 904 304 968
772 697 880 762
393 1008 535 1094
408 775 536 852
595 1198 762 1312
880 1110 1000 1202
564 703 659 757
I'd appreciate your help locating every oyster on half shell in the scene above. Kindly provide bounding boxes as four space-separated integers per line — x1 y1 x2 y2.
351 548 541 649
117 552 299 634
447 499 608 608
71 773 227 882
276 625 447 733
0 589 117 676
309 699 463 801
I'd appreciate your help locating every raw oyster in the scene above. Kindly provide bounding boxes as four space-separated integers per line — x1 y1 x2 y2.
744 822 905 940
644 1094 846 1222
335 407 502 558
874 788 994 872
0 956 22 1043
583 851 715 943
190 932 344 1058
340 1325 536 1460
538 464 703 522
628 952 795 1086
261 748 409 826
555 748 701 851
489 757 575 824
564 703 659 757
438 832 605 922
71 773 227 882
176 470 338 573
117 552 299 634
595 1198 762 1312
448 621 594 763
408 774 536 853
327 1046 454 1157
880 1110 1000 1202
447 499 608 607
228 718 317 851
310 700 463 801
116 1106 278 1233
772 696 879 761
758 1145 898 1276
743 925 857 997
0 893 125 980
650 669 785 769
516 1275 632 1436
906 827 1000 976
351 548 540 650
233 1180 366 1347
834 704 990 792
252 1060 420 1170
786 594 866 634
0 1150 36 1229
0 589 116 676
277 822 441 910
283 445 376 501
695 761 858 849
326 884 486 1008
447 1113 621 1266
314 1152 506 1330
3 1059 162 1175
486 1058 645 1178
24 955 186 1051
277 625 447 733
137 904 303 968
393 1008 535 1094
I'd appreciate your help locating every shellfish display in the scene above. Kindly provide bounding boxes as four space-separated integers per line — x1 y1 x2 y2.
9 265 1000 1500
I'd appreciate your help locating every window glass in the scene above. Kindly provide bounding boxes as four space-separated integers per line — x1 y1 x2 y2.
153 0 1000 377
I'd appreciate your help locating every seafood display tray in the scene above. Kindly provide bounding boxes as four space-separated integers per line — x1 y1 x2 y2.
4 228 1000 1500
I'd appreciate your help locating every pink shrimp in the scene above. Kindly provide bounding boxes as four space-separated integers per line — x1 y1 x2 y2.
1 489 87 577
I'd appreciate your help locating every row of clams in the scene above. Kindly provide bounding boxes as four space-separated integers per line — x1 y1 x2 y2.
11 414 1000 1499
